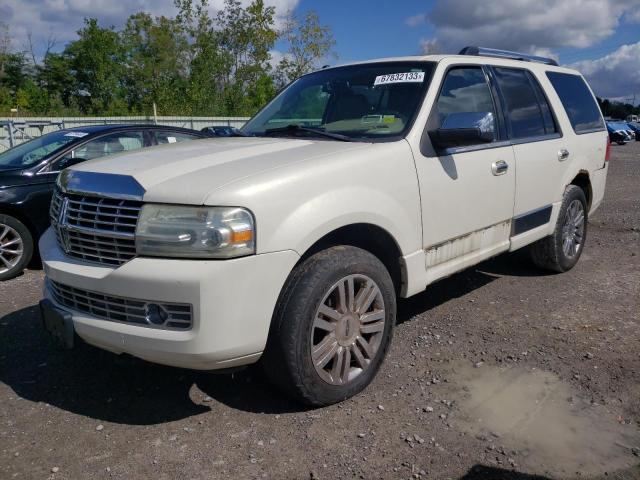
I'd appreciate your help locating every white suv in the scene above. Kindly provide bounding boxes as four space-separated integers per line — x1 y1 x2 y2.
40 47 609 406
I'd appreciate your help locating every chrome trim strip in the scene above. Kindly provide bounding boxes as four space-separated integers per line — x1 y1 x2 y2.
65 223 135 240
58 170 146 201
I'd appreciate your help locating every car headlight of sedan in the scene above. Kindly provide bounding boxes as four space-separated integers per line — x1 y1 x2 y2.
135 204 255 258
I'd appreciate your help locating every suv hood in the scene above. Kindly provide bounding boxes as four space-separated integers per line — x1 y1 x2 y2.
71 137 369 204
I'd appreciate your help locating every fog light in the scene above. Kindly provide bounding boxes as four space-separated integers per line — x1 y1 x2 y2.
144 303 169 326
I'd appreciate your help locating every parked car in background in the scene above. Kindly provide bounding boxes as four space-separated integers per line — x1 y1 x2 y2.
200 125 244 137
626 121 640 141
606 121 633 145
0 124 207 280
39 47 609 405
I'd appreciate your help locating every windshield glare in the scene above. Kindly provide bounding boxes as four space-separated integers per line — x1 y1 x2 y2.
243 62 435 141
0 130 83 170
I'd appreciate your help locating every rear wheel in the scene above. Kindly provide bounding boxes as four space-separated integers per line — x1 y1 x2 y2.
529 185 587 272
263 246 396 406
0 214 33 281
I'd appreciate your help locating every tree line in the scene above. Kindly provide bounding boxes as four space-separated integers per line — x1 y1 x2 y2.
597 98 640 120
0 0 335 117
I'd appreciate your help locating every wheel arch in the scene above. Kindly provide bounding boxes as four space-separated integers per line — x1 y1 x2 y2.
569 170 593 211
297 223 405 296
0 205 39 241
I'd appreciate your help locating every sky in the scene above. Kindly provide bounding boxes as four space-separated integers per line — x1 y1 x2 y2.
2 0 640 103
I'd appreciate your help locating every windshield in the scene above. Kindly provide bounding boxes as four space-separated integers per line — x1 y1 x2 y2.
0 130 86 170
243 61 435 141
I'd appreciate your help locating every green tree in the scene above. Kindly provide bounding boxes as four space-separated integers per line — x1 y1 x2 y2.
65 18 127 114
122 12 189 114
216 0 278 115
38 52 76 110
175 0 227 115
276 11 336 86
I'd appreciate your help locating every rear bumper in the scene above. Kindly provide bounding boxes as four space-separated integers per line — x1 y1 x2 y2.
39 228 299 370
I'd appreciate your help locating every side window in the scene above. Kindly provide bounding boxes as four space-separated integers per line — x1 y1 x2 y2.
53 131 145 170
546 72 605 134
527 72 557 135
493 67 549 139
435 67 497 141
154 131 202 144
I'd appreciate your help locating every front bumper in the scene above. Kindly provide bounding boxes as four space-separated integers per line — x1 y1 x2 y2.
39 228 299 370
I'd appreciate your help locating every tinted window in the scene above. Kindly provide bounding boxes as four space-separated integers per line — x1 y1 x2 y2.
528 72 557 135
74 132 144 160
154 131 201 144
436 67 497 139
546 72 605 133
54 131 145 170
494 67 547 139
0 130 82 170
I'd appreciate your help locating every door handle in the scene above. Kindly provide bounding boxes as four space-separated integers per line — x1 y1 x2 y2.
491 160 509 176
558 149 570 161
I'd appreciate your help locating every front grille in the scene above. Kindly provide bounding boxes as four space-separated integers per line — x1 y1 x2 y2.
49 280 193 330
51 189 142 266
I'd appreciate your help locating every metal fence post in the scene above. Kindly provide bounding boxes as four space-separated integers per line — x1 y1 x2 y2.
8 121 15 148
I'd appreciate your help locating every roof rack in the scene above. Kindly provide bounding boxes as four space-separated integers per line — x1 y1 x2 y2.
458 46 559 66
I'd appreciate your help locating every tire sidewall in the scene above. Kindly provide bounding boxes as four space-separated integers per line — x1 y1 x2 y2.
280 247 396 405
554 186 588 272
0 214 34 281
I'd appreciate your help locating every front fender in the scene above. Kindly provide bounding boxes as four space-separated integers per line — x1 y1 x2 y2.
205 140 424 257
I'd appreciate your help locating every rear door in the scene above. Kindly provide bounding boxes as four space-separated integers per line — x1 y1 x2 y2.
490 66 566 239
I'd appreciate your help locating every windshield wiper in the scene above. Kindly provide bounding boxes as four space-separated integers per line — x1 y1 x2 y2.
263 124 352 142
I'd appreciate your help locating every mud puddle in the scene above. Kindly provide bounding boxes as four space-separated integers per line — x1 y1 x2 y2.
450 364 640 478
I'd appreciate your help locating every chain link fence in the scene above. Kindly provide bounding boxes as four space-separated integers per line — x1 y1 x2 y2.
0 116 250 153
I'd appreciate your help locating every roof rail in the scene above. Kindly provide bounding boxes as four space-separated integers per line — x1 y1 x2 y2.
458 46 559 66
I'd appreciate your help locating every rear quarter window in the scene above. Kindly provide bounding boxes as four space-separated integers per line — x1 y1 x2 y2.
545 72 605 134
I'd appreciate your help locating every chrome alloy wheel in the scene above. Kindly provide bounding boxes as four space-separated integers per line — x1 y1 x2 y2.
562 199 585 258
311 274 386 386
0 224 23 274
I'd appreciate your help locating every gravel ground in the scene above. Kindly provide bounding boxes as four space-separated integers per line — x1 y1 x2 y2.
1 143 639 480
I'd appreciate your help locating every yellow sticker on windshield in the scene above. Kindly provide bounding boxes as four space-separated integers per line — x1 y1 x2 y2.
383 115 396 124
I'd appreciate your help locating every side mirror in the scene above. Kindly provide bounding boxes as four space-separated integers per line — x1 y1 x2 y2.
429 111 495 150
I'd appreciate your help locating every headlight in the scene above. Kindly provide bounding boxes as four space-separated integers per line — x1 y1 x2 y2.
135 205 255 259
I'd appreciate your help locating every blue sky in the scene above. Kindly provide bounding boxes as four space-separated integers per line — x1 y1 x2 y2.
2 0 640 101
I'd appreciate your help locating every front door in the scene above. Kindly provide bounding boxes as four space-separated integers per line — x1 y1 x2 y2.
413 65 516 282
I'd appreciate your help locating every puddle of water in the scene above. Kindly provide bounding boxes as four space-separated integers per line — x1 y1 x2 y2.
452 365 640 477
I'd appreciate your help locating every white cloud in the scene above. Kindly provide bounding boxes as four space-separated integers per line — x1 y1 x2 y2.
405 13 426 27
571 42 640 100
407 0 640 55
419 38 440 55
0 0 299 55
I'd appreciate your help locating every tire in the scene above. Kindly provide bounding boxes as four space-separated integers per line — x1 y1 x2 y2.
262 246 396 406
0 214 34 281
529 185 587 273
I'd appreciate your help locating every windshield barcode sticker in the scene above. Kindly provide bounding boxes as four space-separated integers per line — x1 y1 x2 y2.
374 72 425 86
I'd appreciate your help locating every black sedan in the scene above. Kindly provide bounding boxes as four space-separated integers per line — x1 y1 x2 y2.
0 124 208 280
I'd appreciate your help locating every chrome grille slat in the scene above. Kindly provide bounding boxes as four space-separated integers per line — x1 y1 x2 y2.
49 280 193 330
67 207 139 220
50 189 141 266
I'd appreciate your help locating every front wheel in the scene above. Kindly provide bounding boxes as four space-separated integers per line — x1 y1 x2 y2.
0 214 34 281
263 246 396 406
529 185 587 272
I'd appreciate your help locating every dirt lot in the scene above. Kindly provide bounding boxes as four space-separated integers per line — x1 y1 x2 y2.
1 142 639 480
